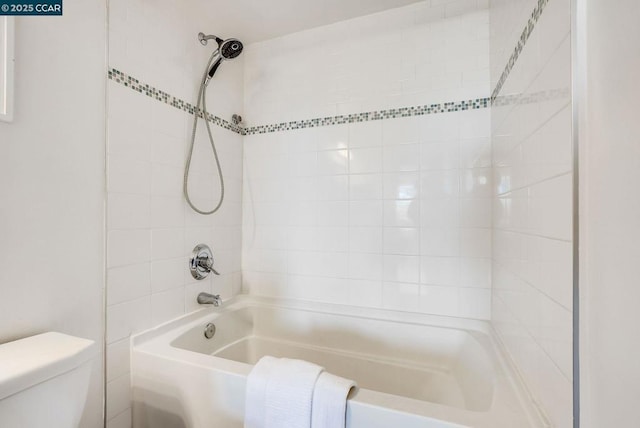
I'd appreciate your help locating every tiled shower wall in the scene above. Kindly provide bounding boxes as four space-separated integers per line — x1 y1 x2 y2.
490 0 573 426
105 1 244 426
242 0 493 319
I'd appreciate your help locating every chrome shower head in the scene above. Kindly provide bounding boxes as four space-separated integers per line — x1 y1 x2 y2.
199 34 244 79
219 38 243 60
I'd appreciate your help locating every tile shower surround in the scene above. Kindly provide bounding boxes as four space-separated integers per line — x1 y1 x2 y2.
103 0 561 323
103 0 570 423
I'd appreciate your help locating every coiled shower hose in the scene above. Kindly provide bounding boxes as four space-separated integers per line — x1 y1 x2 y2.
183 50 225 215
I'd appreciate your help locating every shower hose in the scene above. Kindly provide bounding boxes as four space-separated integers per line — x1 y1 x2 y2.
183 49 225 215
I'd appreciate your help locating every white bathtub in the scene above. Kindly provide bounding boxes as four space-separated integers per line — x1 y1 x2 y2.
131 296 541 428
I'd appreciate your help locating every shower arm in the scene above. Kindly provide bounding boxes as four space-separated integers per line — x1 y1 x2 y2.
198 32 223 46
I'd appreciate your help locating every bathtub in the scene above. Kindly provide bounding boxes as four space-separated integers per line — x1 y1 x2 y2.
131 296 541 428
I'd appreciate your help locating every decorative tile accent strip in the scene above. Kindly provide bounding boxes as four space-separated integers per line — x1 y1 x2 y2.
243 98 490 135
491 0 550 103
109 67 490 137
108 68 244 135
493 87 570 107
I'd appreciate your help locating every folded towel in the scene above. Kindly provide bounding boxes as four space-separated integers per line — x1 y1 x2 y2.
245 357 324 428
311 372 357 428
245 356 278 428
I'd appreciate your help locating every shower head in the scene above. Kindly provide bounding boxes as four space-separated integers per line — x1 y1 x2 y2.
219 38 243 59
199 33 244 79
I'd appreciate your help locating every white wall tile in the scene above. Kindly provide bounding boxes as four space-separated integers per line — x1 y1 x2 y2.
107 264 151 306
383 282 420 312
421 170 460 198
383 144 420 172
317 150 349 175
383 227 420 255
106 296 151 344
420 257 460 286
108 194 150 230
420 141 460 170
384 200 420 227
106 408 131 428
317 201 349 226
151 228 185 260
348 280 383 307
349 227 383 254
383 255 420 283
317 176 349 201
460 228 491 257
108 230 151 268
151 258 185 293
106 374 131 420
349 148 383 174
317 227 349 252
349 174 383 200
106 339 130 383
383 172 420 200
349 121 382 148
349 201 384 227
108 157 151 195
419 285 459 316
349 253 383 280
151 288 185 326
421 199 459 228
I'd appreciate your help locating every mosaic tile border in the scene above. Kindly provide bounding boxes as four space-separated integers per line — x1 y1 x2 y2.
245 98 491 135
108 68 244 135
242 98 490 135
493 87 570 107
109 67 489 137
491 0 550 103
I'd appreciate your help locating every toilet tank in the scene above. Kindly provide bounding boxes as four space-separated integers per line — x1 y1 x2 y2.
0 332 97 428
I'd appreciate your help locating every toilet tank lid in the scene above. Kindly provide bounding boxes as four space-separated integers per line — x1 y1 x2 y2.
0 332 97 401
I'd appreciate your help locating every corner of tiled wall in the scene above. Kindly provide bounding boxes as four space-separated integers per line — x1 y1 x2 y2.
489 0 573 426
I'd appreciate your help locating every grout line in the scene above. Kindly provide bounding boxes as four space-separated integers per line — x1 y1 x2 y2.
493 228 572 244
492 293 573 384
494 99 571 165
495 170 572 196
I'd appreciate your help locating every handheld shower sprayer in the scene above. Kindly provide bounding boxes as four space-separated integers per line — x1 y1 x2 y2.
197 33 244 81
184 32 244 215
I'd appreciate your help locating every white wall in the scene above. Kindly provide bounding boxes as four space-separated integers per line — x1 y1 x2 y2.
242 0 493 319
490 0 573 426
580 0 640 426
0 1 106 426
105 1 244 426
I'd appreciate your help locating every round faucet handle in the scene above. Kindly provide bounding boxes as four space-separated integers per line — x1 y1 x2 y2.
190 244 219 280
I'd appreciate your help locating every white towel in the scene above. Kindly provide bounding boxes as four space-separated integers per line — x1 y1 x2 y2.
245 356 278 428
311 372 356 428
245 357 324 428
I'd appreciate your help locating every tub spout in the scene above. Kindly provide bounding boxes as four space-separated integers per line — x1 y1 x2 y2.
197 292 222 307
